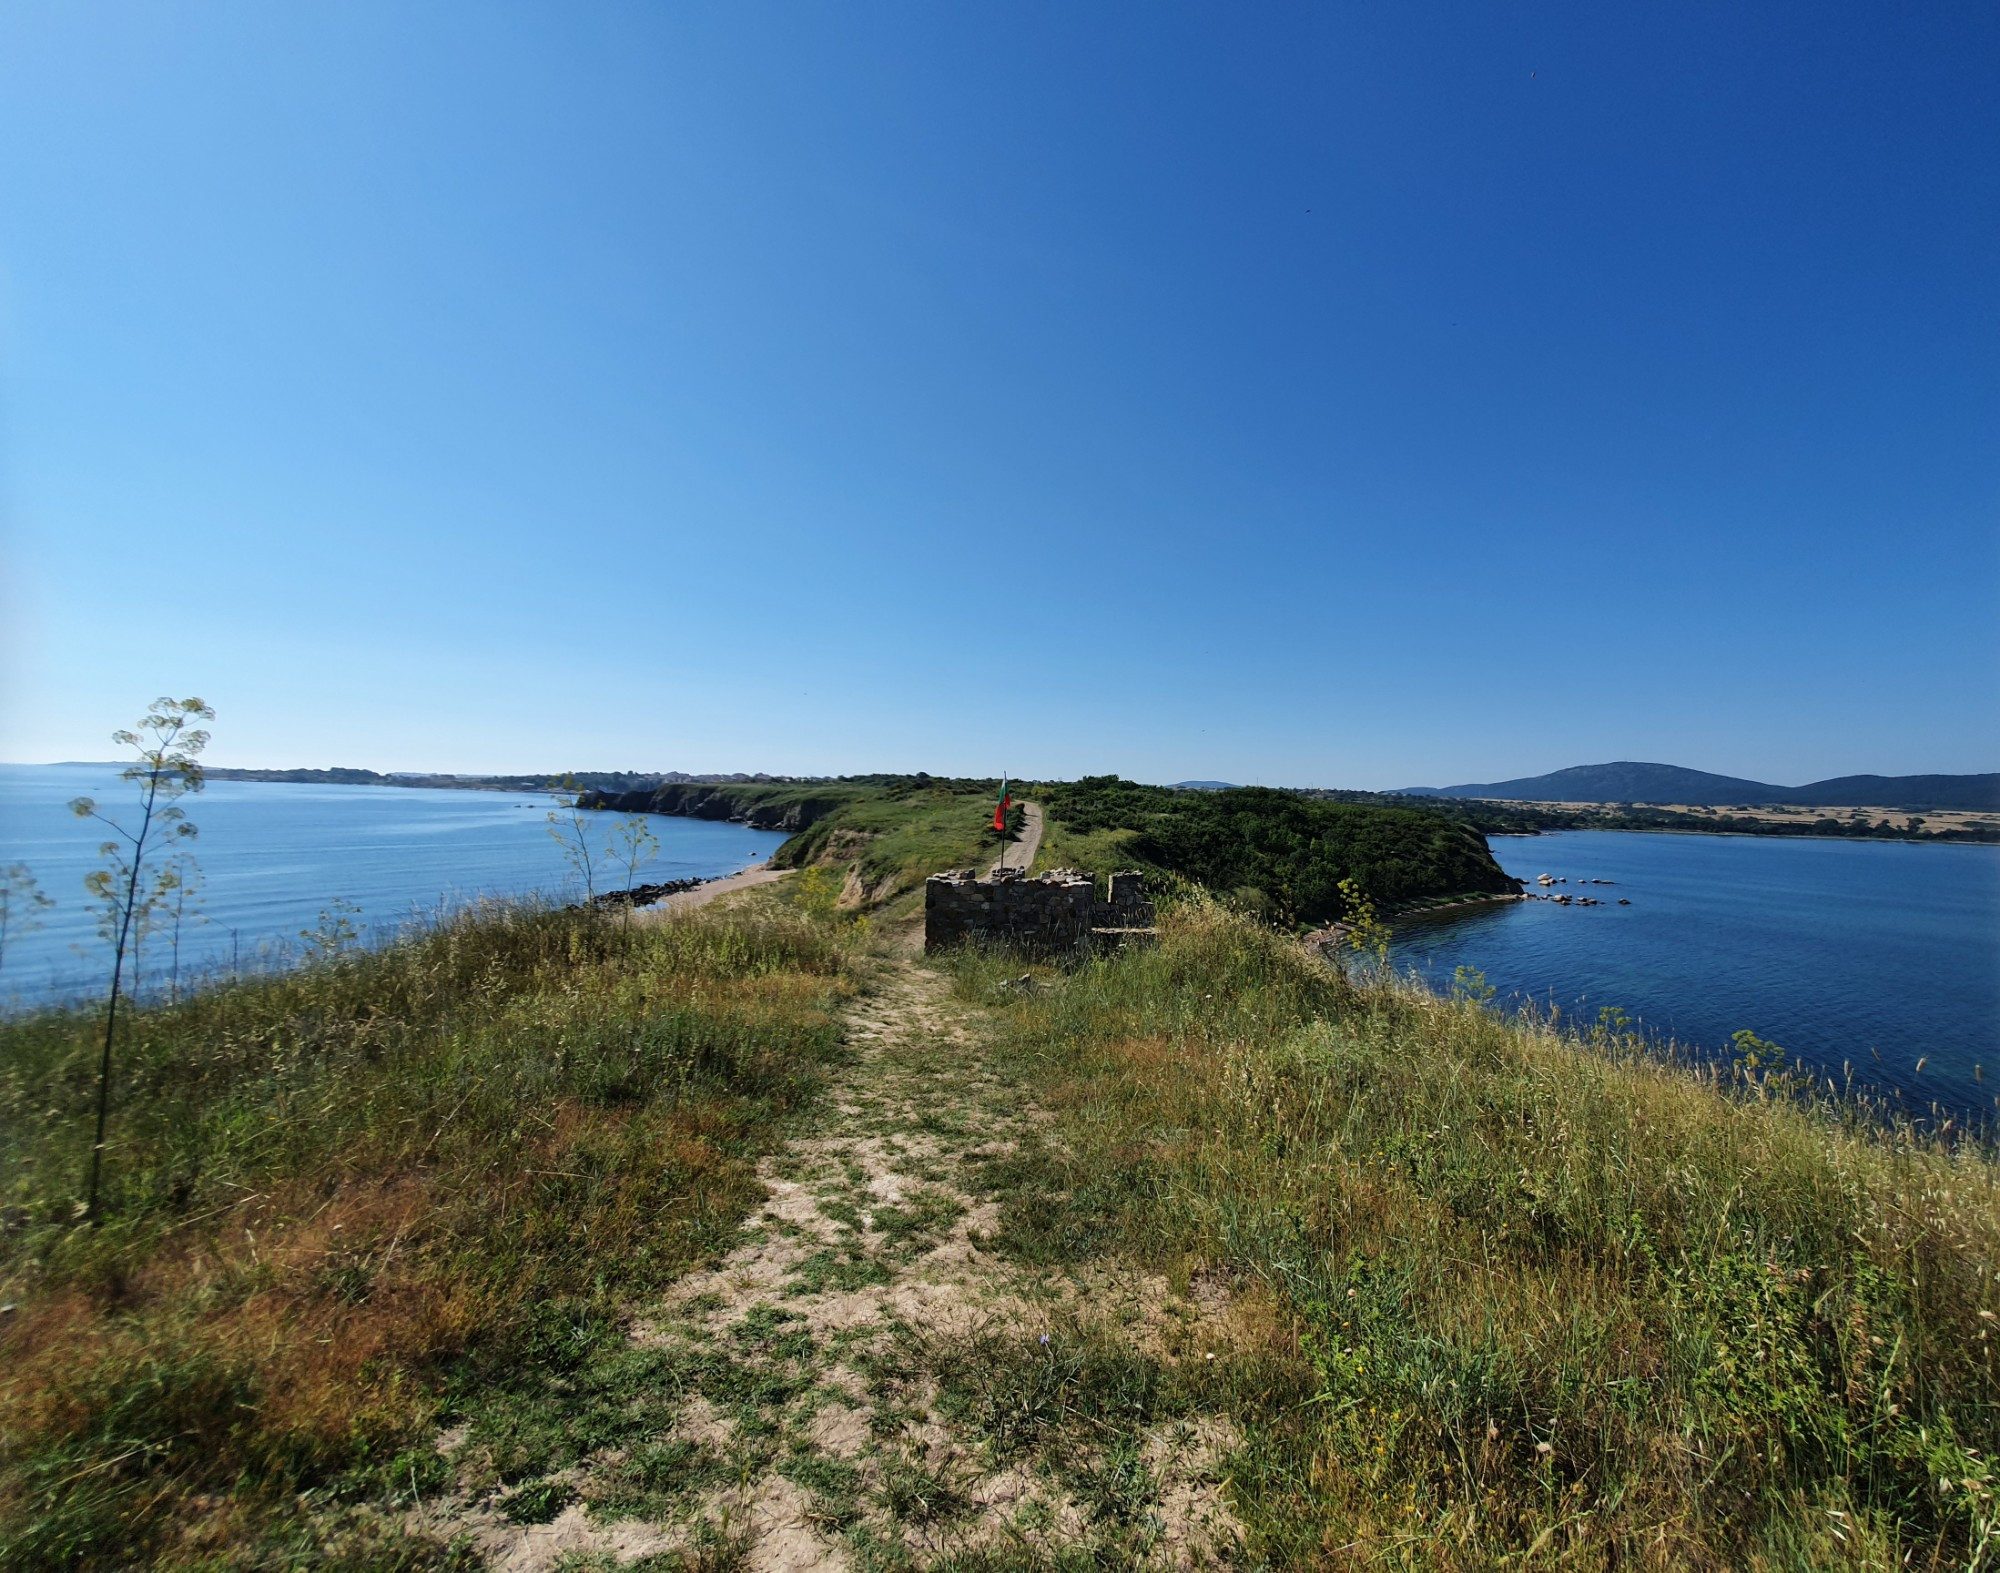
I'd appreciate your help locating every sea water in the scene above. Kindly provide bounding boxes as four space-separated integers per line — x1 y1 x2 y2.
1393 829 2000 1122
8 768 1996 1121
0 765 790 1005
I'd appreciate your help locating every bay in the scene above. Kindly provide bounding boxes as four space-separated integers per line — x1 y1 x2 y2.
10 767 1996 1122
1393 829 2000 1122
0 765 789 1005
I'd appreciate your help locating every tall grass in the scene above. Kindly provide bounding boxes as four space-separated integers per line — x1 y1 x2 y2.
0 900 856 1569
949 902 2000 1569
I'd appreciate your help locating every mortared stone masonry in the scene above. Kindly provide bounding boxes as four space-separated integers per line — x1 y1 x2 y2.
924 867 1156 955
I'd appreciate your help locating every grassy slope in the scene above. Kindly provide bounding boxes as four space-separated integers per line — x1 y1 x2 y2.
946 905 2000 1570
5 863 1993 1568
769 780 1018 914
580 776 1015 912
0 901 856 1569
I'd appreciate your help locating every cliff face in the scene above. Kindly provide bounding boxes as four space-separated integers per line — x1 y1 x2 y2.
578 783 853 833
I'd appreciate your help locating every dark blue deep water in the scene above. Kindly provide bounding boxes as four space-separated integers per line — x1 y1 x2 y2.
1394 831 2000 1121
0 765 790 1005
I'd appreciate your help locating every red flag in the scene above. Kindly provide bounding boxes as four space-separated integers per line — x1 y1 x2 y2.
993 775 1010 832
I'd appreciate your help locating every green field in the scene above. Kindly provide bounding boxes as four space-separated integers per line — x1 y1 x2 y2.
586 776 1016 915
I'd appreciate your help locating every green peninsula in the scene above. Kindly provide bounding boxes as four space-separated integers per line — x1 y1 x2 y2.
582 773 1521 922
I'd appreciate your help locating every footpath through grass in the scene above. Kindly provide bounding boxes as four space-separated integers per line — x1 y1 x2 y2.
948 904 2000 1570
6 883 1996 1569
0 901 857 1569
435 949 1244 1569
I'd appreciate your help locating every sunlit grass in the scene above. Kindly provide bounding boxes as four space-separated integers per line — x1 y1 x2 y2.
9 875 1993 1569
773 781 1017 916
0 900 858 1569
947 901 2000 1569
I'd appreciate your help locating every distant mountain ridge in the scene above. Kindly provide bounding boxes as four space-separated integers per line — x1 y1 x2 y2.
1394 761 2000 812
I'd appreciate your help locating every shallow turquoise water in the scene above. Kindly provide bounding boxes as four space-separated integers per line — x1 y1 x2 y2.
1393 829 2000 1122
0 765 789 1004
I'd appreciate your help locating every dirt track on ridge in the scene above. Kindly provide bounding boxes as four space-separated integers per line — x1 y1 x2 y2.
990 800 1043 875
446 938 1243 1570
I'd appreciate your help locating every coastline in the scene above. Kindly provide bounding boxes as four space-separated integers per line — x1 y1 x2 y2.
1525 824 1999 848
636 860 786 917
41 766 1993 847
1388 890 1525 919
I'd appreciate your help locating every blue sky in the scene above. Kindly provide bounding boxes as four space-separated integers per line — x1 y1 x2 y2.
1 2 1993 787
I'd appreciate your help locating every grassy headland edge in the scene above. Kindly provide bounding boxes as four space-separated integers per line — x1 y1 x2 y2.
0 900 860 1567
5 788 1993 1567
582 775 1523 927
947 902 2000 1568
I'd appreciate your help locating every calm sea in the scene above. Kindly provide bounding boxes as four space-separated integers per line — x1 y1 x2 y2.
1394 830 2000 1121
0 765 789 1005
8 772 1996 1118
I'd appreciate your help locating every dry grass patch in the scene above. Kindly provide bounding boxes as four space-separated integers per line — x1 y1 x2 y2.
0 903 856 1569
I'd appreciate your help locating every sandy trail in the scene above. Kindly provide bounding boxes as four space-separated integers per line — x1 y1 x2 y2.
443 947 1242 1571
990 799 1043 875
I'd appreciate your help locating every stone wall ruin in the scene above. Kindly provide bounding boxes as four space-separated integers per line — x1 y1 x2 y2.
924 867 1157 955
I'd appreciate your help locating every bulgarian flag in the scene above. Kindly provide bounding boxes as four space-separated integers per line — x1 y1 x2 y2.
993 775 1011 832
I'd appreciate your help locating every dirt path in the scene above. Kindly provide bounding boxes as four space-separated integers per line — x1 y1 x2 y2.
447 949 1242 1571
990 800 1043 875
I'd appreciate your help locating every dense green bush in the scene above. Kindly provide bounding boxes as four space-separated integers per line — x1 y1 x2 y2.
1046 777 1518 921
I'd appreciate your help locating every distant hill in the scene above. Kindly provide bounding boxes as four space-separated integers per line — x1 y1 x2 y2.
1393 762 1779 805
1394 761 2000 812
1168 780 1240 791
1786 774 2000 810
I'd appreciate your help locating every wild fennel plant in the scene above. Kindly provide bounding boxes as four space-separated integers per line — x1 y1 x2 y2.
67 696 212 1220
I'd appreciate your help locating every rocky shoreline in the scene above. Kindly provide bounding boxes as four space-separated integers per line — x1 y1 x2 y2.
585 877 709 911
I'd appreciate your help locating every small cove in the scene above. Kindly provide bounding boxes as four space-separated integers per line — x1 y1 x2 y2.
1393 828 2000 1121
